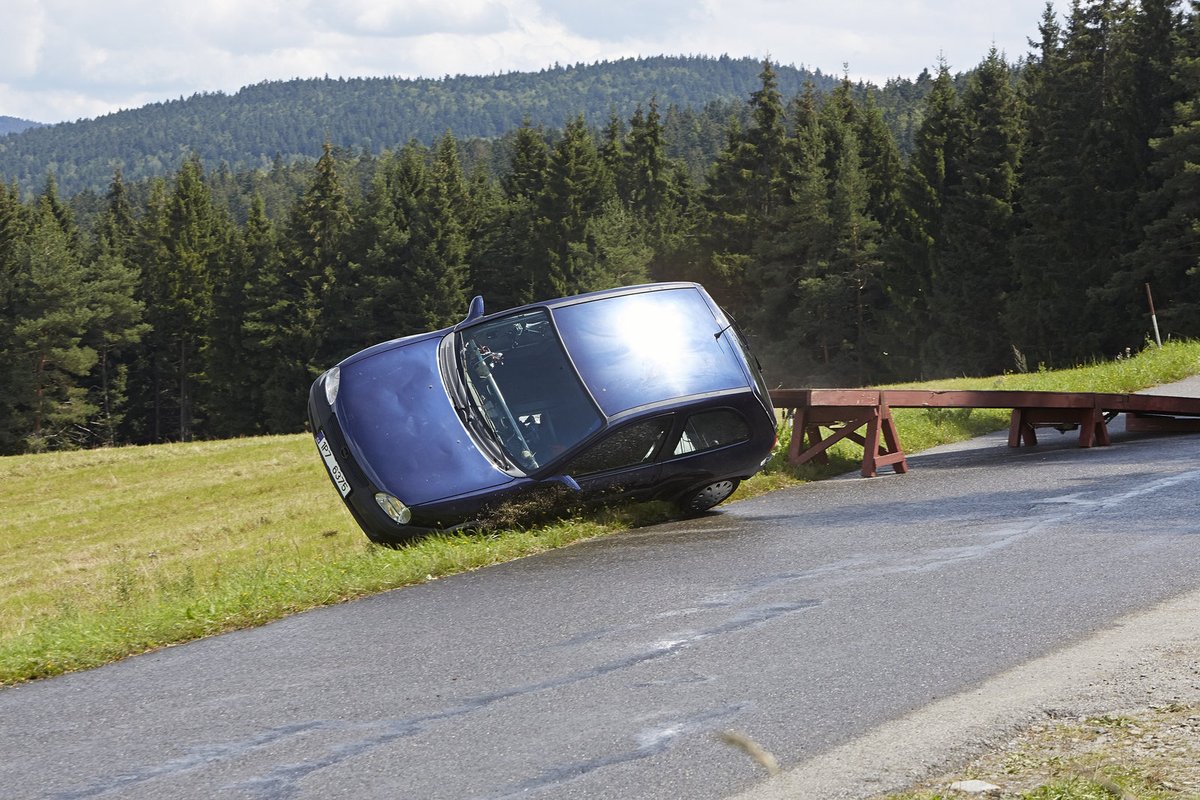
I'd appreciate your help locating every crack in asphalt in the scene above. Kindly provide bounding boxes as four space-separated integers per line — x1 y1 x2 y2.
479 702 752 800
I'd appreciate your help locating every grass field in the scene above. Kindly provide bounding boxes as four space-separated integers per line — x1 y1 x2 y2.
2 341 1199 685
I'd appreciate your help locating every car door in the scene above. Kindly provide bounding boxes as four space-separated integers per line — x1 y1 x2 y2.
561 415 672 498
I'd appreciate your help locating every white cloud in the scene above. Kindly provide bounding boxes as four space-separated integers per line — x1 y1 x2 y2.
306 0 511 37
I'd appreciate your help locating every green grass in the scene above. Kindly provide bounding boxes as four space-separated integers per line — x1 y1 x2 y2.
2 341 1199 684
881 704 1200 799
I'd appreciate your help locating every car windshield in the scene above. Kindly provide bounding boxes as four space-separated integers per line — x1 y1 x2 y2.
457 308 602 472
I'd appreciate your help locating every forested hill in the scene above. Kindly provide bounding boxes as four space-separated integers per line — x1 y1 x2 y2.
0 116 41 137
0 55 848 196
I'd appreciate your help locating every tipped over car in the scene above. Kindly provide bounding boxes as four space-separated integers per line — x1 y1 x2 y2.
308 282 777 545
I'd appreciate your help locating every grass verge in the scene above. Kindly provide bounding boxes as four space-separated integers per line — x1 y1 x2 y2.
2 341 1199 685
881 703 1200 799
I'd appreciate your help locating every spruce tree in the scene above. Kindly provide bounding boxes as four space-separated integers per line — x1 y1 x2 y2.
752 82 834 380
234 194 282 434
0 183 31 453
821 83 886 383
701 59 788 315
1117 0 1200 339
360 141 469 339
124 178 172 442
477 121 552 305
930 48 1024 376
203 192 271 439
161 154 225 440
468 176 538 312
84 244 149 446
884 63 964 379
539 115 612 296
1011 0 1151 364
260 142 356 433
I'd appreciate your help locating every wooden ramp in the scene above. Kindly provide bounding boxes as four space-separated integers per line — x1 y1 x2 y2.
769 388 1200 478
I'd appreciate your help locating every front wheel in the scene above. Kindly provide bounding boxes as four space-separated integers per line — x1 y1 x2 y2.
675 479 740 516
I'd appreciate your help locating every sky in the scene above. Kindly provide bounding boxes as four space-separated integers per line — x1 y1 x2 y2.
1 0 1057 125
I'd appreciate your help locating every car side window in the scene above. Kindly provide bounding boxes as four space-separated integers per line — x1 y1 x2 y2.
673 409 750 456
567 417 673 476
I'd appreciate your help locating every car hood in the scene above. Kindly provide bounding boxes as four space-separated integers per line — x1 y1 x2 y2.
335 333 514 507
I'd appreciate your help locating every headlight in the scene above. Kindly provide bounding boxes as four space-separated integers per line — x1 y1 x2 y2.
324 367 341 406
374 493 412 525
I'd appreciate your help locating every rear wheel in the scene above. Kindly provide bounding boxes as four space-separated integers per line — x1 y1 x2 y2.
675 479 740 516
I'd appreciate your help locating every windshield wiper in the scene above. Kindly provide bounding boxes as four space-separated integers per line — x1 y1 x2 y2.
456 345 515 469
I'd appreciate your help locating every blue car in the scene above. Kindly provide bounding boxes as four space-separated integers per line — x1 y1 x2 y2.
308 282 777 545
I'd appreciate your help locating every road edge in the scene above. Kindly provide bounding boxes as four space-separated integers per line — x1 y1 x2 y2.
729 587 1200 799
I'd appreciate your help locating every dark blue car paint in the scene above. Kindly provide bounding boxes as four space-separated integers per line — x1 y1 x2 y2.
308 283 776 544
337 334 514 507
552 288 750 417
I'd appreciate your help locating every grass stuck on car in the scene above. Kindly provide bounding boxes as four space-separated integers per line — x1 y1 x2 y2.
308 282 777 545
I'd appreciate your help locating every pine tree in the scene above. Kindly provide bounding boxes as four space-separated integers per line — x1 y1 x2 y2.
11 197 98 450
84 170 148 446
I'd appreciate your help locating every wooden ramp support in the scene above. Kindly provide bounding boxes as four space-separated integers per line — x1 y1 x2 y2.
770 388 1200 478
782 390 908 478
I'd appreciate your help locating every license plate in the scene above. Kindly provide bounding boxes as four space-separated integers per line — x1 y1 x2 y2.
316 431 352 497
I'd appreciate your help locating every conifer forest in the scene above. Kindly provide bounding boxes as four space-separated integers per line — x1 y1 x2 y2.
1 0 1199 454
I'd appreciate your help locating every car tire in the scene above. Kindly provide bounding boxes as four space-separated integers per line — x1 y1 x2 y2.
675 479 740 516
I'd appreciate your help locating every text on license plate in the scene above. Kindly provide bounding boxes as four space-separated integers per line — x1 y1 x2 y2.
316 432 352 497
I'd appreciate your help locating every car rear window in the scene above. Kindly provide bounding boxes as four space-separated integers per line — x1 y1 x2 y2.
673 409 750 456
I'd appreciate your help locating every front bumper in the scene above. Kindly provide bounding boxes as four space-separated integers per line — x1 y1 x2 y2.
307 378 437 545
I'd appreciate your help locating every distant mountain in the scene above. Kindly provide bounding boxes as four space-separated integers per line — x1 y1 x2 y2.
0 56 847 196
0 116 42 137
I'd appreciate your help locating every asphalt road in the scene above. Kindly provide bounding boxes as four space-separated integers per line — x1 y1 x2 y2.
3 384 1200 800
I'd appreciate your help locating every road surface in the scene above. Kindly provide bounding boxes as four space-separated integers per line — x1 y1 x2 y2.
3 381 1200 799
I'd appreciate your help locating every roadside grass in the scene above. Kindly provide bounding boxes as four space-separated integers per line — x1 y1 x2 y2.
881 703 1200 799
2 341 1198 685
